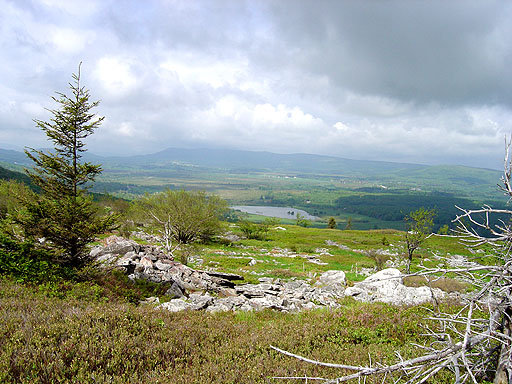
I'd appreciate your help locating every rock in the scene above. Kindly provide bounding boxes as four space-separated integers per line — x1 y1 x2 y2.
206 296 247 313
301 301 320 310
201 270 244 281
248 296 282 310
165 281 185 299
188 293 214 310
96 253 116 264
98 236 448 314
158 299 192 312
89 246 104 259
218 288 237 297
155 260 173 271
316 270 346 288
140 296 160 305
345 268 445 306
325 240 350 250
219 233 241 242
101 235 140 256
139 256 154 268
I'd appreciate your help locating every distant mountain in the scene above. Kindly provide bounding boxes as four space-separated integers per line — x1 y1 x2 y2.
0 148 31 166
0 146 503 199
0 164 33 187
94 147 428 176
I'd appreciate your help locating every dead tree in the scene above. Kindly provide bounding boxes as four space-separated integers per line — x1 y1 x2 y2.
272 138 512 383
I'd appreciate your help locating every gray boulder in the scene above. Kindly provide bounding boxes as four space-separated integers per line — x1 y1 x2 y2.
345 268 445 306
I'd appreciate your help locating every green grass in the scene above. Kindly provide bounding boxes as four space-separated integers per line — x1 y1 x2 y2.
0 278 458 383
193 224 476 286
0 223 491 383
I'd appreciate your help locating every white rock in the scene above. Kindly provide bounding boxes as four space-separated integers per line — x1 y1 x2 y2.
159 299 192 312
346 268 445 306
316 270 346 288
139 256 154 268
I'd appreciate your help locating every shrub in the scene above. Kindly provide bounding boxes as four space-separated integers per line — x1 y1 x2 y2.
0 233 74 283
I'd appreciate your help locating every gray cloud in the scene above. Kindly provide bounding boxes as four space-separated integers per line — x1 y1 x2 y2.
1 0 511 169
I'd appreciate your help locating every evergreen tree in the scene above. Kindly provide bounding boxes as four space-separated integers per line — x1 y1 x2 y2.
327 216 336 229
20 64 116 268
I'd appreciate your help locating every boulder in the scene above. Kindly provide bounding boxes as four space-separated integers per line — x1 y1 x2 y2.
316 270 346 288
165 281 185 299
159 299 192 312
344 268 444 306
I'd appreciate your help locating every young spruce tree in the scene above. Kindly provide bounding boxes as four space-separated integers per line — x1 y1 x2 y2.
22 64 116 268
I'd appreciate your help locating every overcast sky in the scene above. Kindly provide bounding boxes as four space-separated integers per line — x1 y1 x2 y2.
1 0 511 169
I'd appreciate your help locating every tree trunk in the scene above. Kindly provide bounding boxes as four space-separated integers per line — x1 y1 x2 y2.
494 306 512 384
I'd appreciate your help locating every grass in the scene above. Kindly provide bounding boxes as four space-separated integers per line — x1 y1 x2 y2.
0 278 458 383
195 224 475 283
0 222 487 383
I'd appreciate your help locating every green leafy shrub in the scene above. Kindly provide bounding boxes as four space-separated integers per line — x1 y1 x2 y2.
0 233 74 283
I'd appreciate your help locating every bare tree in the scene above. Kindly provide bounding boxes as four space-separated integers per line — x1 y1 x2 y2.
272 138 512 384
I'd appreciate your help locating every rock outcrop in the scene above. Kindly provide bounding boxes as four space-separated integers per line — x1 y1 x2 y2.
92 237 447 313
344 268 445 306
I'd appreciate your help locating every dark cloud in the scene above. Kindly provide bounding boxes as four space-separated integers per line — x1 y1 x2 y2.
0 0 511 169
265 0 512 106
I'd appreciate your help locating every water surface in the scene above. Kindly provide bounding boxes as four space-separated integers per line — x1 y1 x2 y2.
231 205 320 221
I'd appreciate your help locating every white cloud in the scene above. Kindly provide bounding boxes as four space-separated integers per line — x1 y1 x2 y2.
94 57 138 98
333 122 349 132
116 122 136 137
159 56 248 89
50 27 95 53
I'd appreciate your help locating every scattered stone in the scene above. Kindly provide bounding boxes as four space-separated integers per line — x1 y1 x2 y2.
325 240 350 250
140 296 160 305
92 237 451 314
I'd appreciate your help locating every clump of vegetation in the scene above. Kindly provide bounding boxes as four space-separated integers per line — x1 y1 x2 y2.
238 217 279 240
365 249 391 271
0 234 74 284
132 189 228 253
296 213 311 227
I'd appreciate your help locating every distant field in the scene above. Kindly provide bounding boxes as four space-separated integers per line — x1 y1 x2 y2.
1 147 507 231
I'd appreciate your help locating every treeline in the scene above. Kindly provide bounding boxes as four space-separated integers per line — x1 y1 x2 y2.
0 165 37 191
334 193 506 230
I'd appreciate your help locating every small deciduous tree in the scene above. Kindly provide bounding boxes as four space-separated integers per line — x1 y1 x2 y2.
238 217 280 240
404 207 436 273
134 189 227 254
18 64 116 268
327 216 337 229
296 213 311 228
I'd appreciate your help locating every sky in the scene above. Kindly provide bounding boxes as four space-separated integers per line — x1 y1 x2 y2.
1 0 512 169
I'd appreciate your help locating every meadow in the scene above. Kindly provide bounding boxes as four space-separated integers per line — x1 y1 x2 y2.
0 221 482 383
